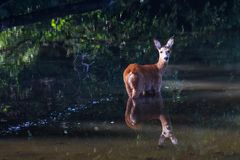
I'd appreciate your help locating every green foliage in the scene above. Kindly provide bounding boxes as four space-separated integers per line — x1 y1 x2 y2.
51 18 67 32
0 0 240 99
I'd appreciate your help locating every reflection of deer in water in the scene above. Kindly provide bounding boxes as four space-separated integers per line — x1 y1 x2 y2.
125 96 178 146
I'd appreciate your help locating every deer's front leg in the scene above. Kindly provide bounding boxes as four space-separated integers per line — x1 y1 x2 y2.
154 83 162 96
158 115 178 146
159 125 178 146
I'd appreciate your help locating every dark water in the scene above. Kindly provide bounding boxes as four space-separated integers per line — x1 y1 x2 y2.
0 64 240 160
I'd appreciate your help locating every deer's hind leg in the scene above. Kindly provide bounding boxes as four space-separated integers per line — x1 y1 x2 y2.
125 84 132 97
128 73 141 98
132 89 141 99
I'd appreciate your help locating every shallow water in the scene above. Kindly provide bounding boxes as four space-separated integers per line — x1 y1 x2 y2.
0 64 240 160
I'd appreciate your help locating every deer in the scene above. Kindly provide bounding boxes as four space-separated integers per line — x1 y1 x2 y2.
123 37 174 98
125 96 178 146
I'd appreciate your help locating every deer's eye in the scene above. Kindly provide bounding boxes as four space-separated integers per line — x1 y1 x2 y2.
160 51 163 53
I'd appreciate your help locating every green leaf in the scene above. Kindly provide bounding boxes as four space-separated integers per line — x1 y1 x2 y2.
51 19 57 29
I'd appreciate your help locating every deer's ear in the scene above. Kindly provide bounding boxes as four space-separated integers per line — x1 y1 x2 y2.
166 37 174 48
153 39 161 49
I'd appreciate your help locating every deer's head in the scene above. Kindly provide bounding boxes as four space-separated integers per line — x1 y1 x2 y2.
154 37 174 63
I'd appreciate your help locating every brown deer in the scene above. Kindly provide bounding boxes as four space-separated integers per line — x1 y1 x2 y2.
123 37 174 98
125 96 178 146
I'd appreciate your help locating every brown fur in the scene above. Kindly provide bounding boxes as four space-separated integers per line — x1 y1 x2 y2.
123 38 174 98
123 59 167 98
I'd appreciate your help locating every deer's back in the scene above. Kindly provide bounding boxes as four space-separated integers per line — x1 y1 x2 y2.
123 63 160 83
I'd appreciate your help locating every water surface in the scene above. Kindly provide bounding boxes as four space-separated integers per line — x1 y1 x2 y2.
0 64 240 160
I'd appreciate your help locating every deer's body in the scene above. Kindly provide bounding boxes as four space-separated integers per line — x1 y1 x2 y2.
123 63 165 98
123 37 174 98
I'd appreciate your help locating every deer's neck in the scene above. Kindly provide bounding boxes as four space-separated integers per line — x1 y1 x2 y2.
156 59 167 72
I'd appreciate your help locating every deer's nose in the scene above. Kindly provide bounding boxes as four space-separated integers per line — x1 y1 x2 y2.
164 57 169 61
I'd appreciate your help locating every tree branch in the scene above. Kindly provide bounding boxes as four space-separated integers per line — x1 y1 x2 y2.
0 0 112 30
